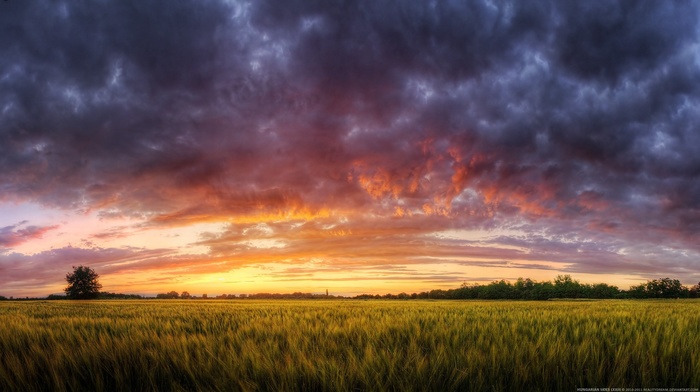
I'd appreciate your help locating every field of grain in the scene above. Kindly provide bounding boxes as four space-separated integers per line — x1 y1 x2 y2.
1 299 699 391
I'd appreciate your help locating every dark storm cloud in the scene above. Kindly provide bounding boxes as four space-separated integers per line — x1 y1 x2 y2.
555 2 698 82
2 0 700 287
0 0 264 210
245 0 700 235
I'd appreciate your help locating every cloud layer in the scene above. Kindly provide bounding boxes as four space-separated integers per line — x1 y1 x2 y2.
2 0 700 295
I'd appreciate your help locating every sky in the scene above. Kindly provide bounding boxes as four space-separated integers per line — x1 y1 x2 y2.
2 1 700 298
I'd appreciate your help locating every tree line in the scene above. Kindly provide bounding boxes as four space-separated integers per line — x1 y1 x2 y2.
154 291 338 299
154 276 700 300
2 266 699 300
355 275 700 300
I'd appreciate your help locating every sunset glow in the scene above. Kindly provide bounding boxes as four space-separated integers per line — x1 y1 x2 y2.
2 1 700 297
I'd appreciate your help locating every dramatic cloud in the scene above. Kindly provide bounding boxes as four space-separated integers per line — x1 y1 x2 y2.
0 222 58 249
2 0 700 296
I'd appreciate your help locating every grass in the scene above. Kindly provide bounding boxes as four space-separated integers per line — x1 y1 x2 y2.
1 300 699 391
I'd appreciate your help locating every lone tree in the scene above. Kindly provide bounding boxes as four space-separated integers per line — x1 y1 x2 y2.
64 265 102 299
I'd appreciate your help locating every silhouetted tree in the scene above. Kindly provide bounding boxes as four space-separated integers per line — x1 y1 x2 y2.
64 265 102 299
628 278 689 298
588 283 621 298
181 291 191 299
156 291 180 299
553 275 582 298
689 282 700 298
627 283 648 298
480 280 516 299
647 278 686 298
98 292 143 299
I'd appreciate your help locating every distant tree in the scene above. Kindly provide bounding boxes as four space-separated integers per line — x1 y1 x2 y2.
64 266 103 299
156 291 180 299
0 295 7 301
479 280 516 299
553 275 582 298
514 278 535 299
690 282 700 298
627 278 688 298
532 281 554 300
428 289 447 299
627 283 648 299
647 278 686 298
588 283 620 299
181 291 191 299
98 292 143 299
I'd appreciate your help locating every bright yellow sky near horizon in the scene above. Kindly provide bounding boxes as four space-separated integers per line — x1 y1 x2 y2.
1 201 650 298
3 1 700 298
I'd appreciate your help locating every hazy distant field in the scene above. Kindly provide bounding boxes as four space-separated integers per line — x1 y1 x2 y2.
1 300 699 391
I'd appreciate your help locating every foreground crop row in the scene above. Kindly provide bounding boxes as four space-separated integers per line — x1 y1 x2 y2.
1 300 699 391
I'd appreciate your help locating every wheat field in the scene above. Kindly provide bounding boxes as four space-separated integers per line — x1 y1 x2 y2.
1 299 699 391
